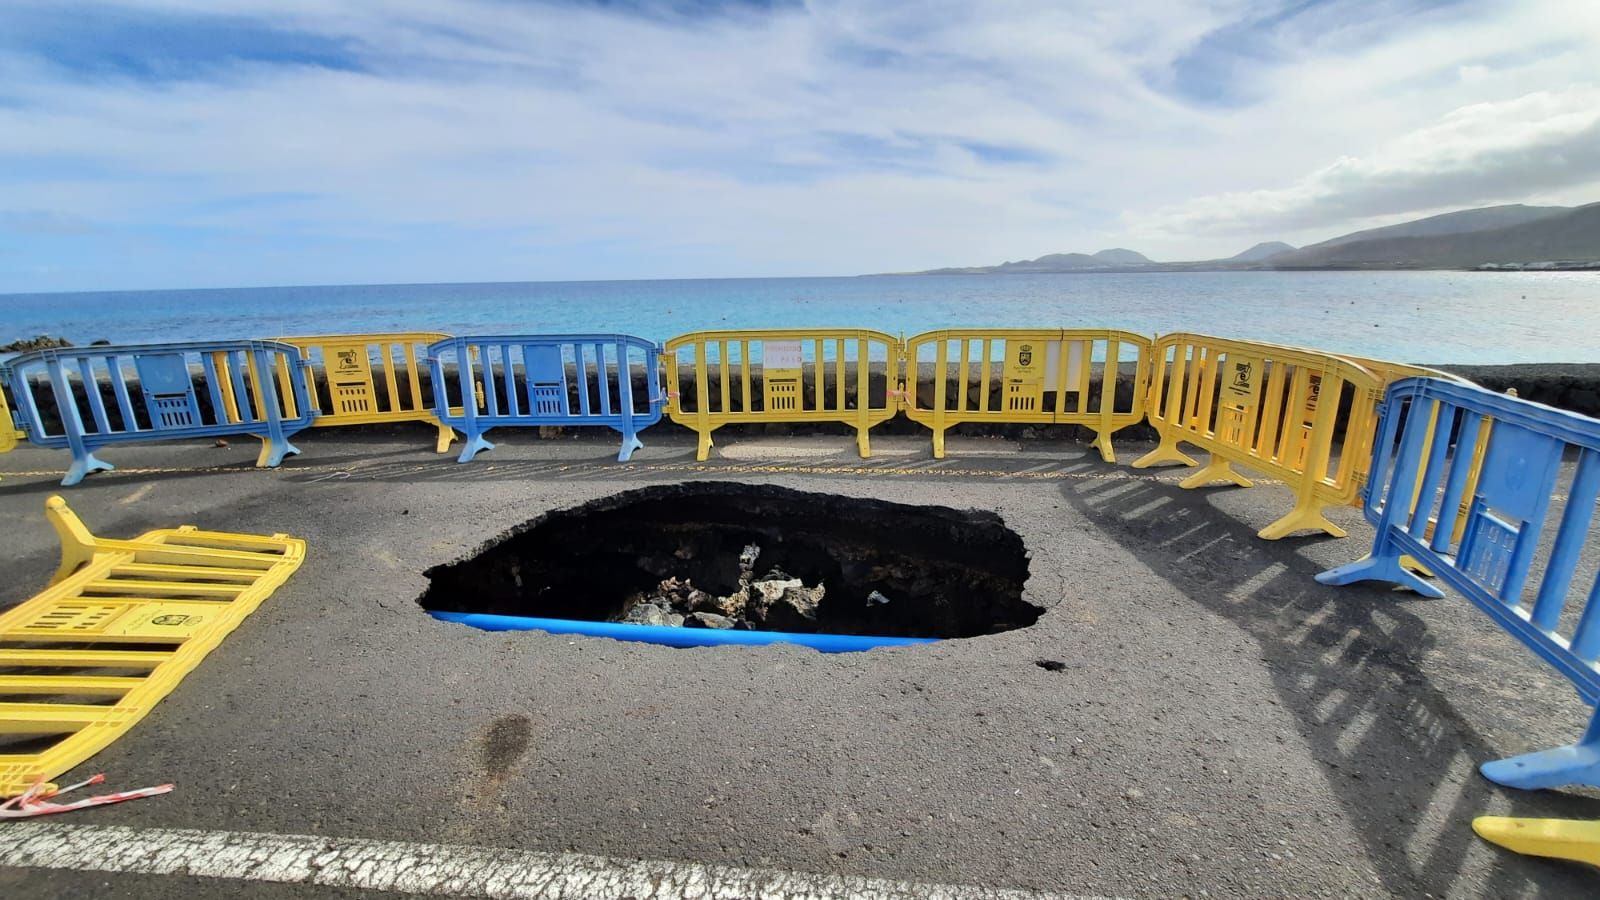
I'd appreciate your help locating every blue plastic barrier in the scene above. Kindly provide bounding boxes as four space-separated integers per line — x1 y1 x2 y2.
1318 377 1600 790
0 341 314 486
427 334 663 463
430 610 939 652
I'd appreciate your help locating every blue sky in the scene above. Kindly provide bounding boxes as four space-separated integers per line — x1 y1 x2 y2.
1 0 1597 292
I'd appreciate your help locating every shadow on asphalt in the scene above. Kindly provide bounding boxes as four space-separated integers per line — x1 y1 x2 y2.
1059 472 1594 897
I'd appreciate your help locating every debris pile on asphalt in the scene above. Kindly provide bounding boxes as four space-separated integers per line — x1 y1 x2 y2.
615 543 825 632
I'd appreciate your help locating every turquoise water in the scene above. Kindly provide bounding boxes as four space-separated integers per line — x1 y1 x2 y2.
0 270 1593 364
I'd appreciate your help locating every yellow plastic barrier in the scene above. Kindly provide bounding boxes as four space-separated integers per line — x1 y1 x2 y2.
277 333 455 452
1474 816 1600 868
1132 333 1385 539
0 378 18 454
903 329 1152 462
664 329 900 460
0 497 304 796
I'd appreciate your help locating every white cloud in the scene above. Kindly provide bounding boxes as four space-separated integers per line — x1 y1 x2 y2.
1129 86 1600 238
0 0 1598 287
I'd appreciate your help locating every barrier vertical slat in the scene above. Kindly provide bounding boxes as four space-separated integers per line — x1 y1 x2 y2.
1531 451 1600 630
201 354 228 424
480 345 503 418
1277 368 1309 464
1099 339 1118 432
403 344 425 413
226 352 251 423
855 337 870 456
1382 401 1433 540
503 343 519 414
274 354 298 420
1362 390 1406 517
740 341 752 413
1335 383 1373 487
1432 411 1485 552
713 341 727 417
1164 346 1187 427
1194 349 1221 436
972 337 985 413
76 357 112 434
1409 403 1458 533
1257 363 1287 461
244 350 269 421
933 343 949 455
692 341 710 457
1304 367 1341 482
505 345 523 418
47 360 91 470
576 345 592 417
106 361 138 433
1074 340 1092 417
1182 348 1207 430
617 339 635 440
837 339 848 413
374 345 399 414
214 350 238 419
597 344 613 417
457 344 479 440
1050 338 1068 417
1573 572 1600 661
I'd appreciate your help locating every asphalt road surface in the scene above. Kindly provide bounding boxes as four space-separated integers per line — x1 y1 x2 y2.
1 427 1596 898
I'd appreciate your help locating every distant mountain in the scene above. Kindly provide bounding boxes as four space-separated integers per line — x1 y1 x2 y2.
914 247 1156 274
891 200 1599 276
1270 202 1600 268
1091 248 1152 265
1229 241 1295 262
1310 204 1571 249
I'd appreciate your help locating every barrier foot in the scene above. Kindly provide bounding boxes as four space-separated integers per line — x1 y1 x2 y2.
46 496 99 585
856 428 871 459
932 428 946 460
695 431 713 462
456 434 495 464
256 439 301 469
435 424 457 454
618 434 644 462
1258 503 1347 540
1481 711 1600 791
1473 815 1600 867
1315 552 1445 598
61 452 114 487
1131 441 1196 469
1089 431 1116 464
1178 459 1253 490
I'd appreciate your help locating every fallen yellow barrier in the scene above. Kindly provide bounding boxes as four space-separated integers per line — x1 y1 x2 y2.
0 498 304 796
1474 815 1600 868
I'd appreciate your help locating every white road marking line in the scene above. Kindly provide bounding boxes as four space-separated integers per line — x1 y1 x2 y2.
0 823 1121 900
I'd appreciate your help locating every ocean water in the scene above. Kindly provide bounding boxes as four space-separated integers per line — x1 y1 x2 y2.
0 270 1593 365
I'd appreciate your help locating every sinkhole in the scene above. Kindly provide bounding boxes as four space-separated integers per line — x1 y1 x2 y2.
418 482 1039 648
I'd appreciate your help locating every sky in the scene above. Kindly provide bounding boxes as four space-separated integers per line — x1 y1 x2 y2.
1 0 1598 292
